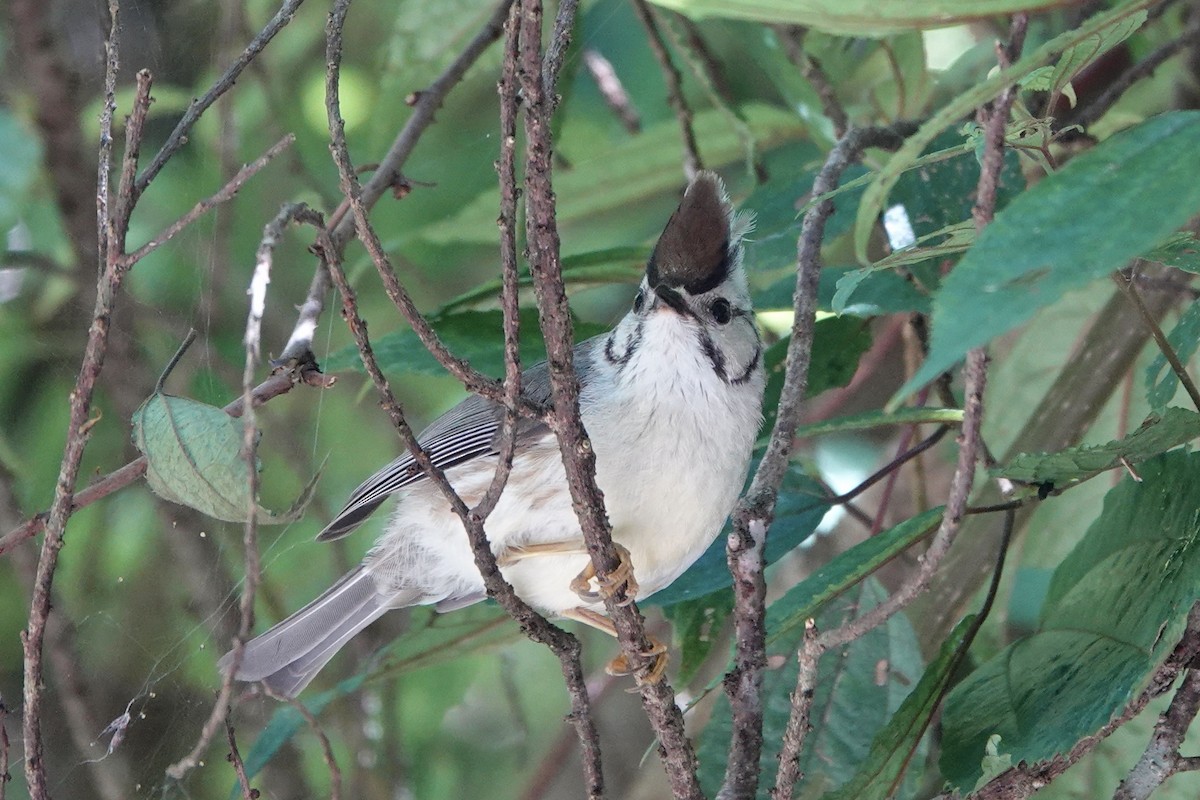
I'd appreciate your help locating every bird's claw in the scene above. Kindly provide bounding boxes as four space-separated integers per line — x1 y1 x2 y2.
605 636 669 686
570 542 639 606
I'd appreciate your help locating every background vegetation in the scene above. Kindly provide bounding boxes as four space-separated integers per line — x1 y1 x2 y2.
4 0 1200 798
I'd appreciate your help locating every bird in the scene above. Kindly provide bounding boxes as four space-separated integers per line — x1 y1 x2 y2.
219 171 765 697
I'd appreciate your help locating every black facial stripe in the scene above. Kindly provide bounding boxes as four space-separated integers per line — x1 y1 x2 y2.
603 319 643 367
696 327 727 382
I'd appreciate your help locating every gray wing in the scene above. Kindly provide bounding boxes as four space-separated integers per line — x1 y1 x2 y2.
316 336 603 541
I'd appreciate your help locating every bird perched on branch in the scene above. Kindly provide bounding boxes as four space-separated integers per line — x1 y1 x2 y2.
220 171 765 697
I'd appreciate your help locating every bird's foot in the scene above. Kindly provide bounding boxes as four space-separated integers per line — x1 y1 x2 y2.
605 636 669 686
570 542 639 606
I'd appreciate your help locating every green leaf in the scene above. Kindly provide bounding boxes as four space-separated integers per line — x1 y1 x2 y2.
322 309 609 376
897 112 1200 402
131 393 315 524
854 1 1157 264
1146 300 1200 411
992 407 1200 488
651 466 830 607
1143 232 1200 274
941 451 1200 790
825 615 977 800
767 506 944 643
696 580 925 798
648 0 1079 36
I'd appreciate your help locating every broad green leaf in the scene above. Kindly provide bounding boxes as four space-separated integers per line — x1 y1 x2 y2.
1146 300 1200 411
131 393 315 523
941 451 1200 790
322 309 608 376
825 615 977 800
649 0 1078 36
651 466 830 607
992 407 1200 488
854 1 1157 264
898 112 1200 402
696 580 925 798
767 506 944 642
417 104 801 244
1143 231 1200 273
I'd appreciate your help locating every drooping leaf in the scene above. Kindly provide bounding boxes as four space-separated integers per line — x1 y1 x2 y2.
898 111 1200 402
0 108 41 241
1146 300 1200 412
696 580 925 798
648 0 1080 36
941 451 1200 790
992 407 1200 488
131 393 316 524
767 506 944 642
824 614 977 800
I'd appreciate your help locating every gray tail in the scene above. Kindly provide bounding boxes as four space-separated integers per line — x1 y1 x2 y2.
218 565 410 698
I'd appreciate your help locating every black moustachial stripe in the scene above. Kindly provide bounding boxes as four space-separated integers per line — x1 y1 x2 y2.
603 319 644 367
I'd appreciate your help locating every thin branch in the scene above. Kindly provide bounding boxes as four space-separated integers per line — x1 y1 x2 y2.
120 135 295 268
662 12 764 180
134 0 307 196
773 26 849 139
0 694 9 800
829 425 950 506
1114 667 1200 800
225 718 257 800
542 0 581 105
328 0 515 250
769 618 820 800
582 49 642 133
21 4 123 796
263 688 343 800
166 204 325 783
519 0 700 794
720 122 911 800
629 0 703 180
1115 268 1200 412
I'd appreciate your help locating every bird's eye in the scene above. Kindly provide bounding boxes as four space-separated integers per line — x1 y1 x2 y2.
710 298 732 324
633 289 646 314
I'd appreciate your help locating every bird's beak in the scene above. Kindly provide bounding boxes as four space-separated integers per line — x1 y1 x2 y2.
653 284 690 316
